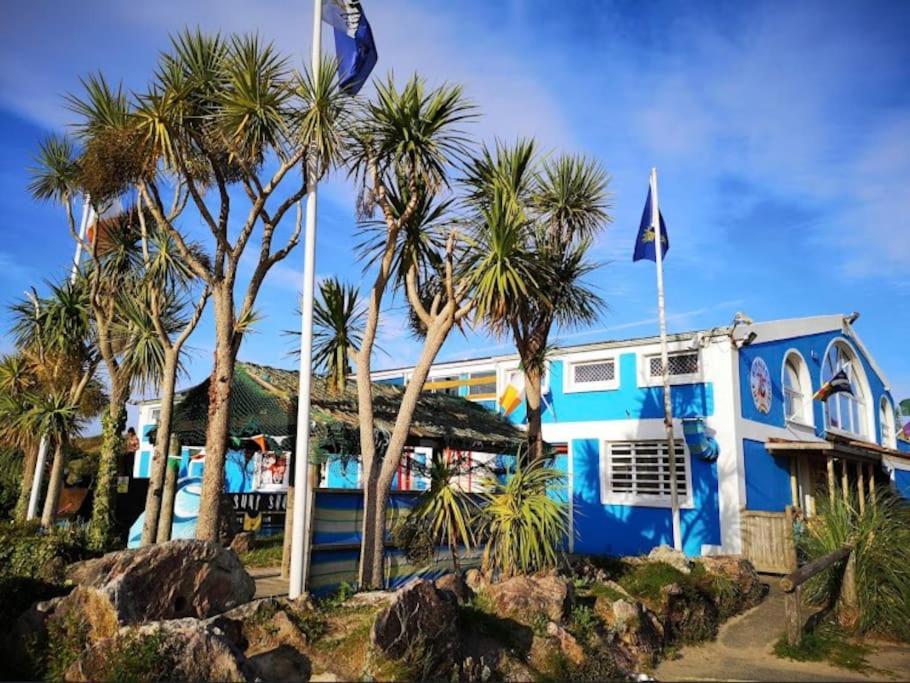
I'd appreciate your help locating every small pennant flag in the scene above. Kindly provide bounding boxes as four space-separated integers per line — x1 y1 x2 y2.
499 383 523 417
322 0 378 95
633 185 669 262
813 369 854 402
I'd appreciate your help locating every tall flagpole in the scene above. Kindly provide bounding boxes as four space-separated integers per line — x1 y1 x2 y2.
289 0 323 600
27 196 93 520
651 168 682 552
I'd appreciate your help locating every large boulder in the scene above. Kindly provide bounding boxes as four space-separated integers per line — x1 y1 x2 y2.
646 545 691 574
435 572 474 606
210 597 315 681
371 579 459 674
594 595 663 666
229 531 256 556
484 573 574 624
65 539 254 623
697 555 767 615
65 618 247 683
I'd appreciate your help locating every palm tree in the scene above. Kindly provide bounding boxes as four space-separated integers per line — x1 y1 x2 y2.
345 74 480 588
5 280 106 527
127 34 354 541
465 141 611 460
0 354 40 521
287 277 365 395
410 451 477 573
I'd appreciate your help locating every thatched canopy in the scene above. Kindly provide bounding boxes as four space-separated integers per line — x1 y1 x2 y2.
163 361 524 456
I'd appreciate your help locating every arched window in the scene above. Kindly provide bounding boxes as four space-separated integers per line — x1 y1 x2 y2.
880 397 896 449
822 342 868 438
783 352 811 425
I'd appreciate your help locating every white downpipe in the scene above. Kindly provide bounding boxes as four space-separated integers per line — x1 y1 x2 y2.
651 169 682 552
27 197 93 521
289 0 322 600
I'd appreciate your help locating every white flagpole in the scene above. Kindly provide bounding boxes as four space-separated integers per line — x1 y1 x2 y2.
651 168 682 552
289 0 323 600
27 196 93 520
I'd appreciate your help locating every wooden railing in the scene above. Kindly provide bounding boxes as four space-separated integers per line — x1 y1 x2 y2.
780 543 856 645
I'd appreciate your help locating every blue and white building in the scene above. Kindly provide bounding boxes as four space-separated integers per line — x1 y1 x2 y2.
133 311 909 568
369 312 909 569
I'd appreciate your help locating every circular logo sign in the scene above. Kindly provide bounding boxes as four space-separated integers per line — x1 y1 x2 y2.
750 357 772 414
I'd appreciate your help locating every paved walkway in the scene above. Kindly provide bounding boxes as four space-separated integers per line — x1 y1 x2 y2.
655 579 910 681
249 566 289 599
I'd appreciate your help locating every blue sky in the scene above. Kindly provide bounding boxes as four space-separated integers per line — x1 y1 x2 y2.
1 0 908 423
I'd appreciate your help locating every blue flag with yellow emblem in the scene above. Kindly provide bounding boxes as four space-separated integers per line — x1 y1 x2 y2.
633 186 669 262
323 0 378 95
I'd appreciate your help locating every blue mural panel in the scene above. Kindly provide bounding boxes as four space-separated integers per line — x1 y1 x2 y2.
571 438 720 558
136 450 151 478
743 438 791 512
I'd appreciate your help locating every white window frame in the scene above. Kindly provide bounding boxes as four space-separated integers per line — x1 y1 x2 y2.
880 397 896 449
563 350 619 393
782 350 813 428
599 439 693 509
639 350 702 387
821 340 871 440
496 361 550 400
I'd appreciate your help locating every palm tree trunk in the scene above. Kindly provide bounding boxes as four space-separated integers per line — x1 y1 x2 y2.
156 434 181 543
525 365 545 461
197 288 236 542
367 319 452 584
15 446 39 522
140 352 179 545
88 387 128 550
40 440 65 528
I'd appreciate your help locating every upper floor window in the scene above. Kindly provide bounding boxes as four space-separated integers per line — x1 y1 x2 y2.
822 342 868 438
880 397 896 449
565 355 618 392
649 351 699 378
783 352 811 425
467 372 497 399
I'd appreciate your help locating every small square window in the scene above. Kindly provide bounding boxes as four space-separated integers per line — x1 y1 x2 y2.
574 360 615 384
649 352 699 378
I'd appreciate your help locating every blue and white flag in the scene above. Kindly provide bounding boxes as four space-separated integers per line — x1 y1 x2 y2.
633 185 669 262
322 0 378 95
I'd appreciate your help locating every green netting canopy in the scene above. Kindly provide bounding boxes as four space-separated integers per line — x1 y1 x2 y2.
163 361 525 456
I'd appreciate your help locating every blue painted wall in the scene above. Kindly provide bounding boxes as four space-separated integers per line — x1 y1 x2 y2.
570 438 721 557
738 331 893 444
742 438 792 512
503 353 714 426
894 469 910 499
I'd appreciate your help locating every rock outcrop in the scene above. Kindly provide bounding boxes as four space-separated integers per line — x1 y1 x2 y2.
65 539 255 623
435 572 474 606
484 573 573 624
371 579 459 674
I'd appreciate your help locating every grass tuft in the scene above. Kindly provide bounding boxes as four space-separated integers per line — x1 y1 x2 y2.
774 620 873 672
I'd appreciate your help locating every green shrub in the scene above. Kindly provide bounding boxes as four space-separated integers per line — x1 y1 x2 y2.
798 492 910 640
0 520 95 583
618 561 687 603
774 619 872 672
0 449 22 520
477 453 568 578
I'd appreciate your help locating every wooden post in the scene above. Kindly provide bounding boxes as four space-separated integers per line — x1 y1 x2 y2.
785 585 802 646
789 458 800 509
856 462 866 515
841 459 850 504
785 505 798 571
827 457 836 504
156 434 180 543
867 462 876 508
281 484 294 579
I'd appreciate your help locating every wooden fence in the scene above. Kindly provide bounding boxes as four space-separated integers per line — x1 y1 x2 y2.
740 507 798 574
